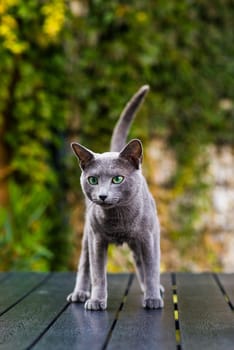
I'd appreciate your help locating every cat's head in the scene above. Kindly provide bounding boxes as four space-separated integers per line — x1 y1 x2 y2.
71 139 143 208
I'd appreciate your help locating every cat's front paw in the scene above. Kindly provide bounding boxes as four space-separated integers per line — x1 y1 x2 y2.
84 298 107 311
143 297 164 309
67 290 90 303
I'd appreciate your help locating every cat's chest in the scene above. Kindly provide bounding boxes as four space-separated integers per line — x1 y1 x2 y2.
90 207 137 243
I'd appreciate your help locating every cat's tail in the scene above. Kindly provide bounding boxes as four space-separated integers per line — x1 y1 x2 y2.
110 85 150 152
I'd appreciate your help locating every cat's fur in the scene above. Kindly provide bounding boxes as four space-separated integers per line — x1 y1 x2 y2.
67 85 164 310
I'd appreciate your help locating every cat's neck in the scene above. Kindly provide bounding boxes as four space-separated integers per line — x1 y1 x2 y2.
100 202 139 217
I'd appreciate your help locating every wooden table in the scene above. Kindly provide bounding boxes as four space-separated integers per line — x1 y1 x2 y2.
0 272 233 349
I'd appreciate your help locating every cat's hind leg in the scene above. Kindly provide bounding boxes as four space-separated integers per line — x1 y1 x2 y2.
129 242 145 293
67 229 90 303
141 233 164 309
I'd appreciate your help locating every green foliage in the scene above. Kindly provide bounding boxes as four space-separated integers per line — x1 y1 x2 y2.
0 0 70 270
0 182 53 270
0 0 233 271
69 0 234 152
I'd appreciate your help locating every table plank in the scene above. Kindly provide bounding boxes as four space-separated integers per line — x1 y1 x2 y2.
32 274 130 350
0 272 74 350
0 272 50 316
1 272 233 350
176 273 234 350
218 273 234 308
106 274 176 350
0 273 10 283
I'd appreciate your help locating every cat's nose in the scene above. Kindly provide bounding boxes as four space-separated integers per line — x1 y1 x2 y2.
99 195 107 202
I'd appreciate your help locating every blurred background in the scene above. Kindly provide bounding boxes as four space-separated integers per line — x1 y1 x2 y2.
0 0 233 272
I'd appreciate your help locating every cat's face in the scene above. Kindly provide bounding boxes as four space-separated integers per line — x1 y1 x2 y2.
72 140 143 208
81 154 142 207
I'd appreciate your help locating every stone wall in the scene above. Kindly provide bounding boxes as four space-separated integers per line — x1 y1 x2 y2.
208 146 234 272
147 139 234 272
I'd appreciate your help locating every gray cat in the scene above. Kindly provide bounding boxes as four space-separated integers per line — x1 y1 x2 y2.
67 85 164 310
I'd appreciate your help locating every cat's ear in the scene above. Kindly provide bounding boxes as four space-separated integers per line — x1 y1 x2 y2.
71 142 95 170
119 139 143 169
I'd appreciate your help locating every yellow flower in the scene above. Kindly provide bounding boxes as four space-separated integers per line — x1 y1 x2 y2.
0 0 19 15
0 14 28 54
136 11 148 23
42 0 66 40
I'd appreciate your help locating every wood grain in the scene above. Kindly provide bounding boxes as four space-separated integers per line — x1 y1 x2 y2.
176 273 234 350
106 274 176 350
32 274 130 350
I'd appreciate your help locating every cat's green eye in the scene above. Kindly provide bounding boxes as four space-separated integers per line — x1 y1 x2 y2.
88 176 98 185
112 175 124 184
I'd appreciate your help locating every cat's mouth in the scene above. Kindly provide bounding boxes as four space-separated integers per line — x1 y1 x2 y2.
98 202 115 208
93 199 118 208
